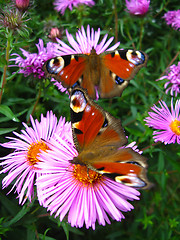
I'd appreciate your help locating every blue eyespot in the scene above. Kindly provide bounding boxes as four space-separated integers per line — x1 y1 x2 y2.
115 76 124 85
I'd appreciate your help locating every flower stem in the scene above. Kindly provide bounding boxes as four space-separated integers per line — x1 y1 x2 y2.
27 86 42 124
126 29 136 49
141 141 161 151
0 35 11 104
159 51 180 78
113 0 118 43
77 5 83 27
139 20 144 50
153 0 170 18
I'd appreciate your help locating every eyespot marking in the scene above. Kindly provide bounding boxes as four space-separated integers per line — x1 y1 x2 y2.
126 50 145 65
70 90 87 113
115 175 146 188
46 57 65 74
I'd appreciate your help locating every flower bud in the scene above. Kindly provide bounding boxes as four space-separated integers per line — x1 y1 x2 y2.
48 27 62 42
15 0 30 11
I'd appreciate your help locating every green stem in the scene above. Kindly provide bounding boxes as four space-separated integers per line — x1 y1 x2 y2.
77 5 83 27
139 19 144 50
0 36 11 104
113 0 118 43
126 28 136 49
141 141 161 151
153 0 170 18
159 51 180 78
27 86 42 124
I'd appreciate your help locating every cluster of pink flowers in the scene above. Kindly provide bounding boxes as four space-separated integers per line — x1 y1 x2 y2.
1 0 180 229
163 10 180 31
53 0 151 16
125 0 150 16
53 0 95 15
10 39 60 79
1 26 142 229
145 99 180 145
0 111 141 229
159 62 180 97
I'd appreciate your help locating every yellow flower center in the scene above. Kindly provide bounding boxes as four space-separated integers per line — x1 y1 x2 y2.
27 140 49 166
73 165 103 185
169 119 180 135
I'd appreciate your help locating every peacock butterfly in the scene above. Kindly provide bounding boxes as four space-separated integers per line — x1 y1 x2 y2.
69 86 151 189
44 48 148 99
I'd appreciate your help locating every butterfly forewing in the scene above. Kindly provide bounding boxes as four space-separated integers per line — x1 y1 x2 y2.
44 55 86 88
103 50 147 80
70 87 127 151
44 49 148 99
70 88 104 151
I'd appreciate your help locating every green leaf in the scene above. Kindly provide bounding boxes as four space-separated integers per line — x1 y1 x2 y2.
158 151 164 172
61 222 69 240
0 105 19 122
3 202 34 227
0 192 20 216
6 71 19 81
0 127 17 135
169 218 179 229
27 227 36 240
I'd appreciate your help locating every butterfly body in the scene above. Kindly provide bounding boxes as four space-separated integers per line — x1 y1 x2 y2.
44 49 148 99
70 86 151 189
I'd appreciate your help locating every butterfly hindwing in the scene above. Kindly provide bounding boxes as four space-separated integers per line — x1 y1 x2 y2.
70 87 151 189
44 49 148 99
92 147 149 189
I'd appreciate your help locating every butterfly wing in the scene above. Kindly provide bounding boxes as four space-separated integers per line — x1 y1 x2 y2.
44 49 148 99
99 49 148 98
44 53 98 98
91 147 150 189
70 86 151 189
43 55 86 87
70 86 127 152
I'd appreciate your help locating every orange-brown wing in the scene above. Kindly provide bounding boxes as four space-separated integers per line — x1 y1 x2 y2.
43 55 86 88
99 49 148 98
91 147 151 189
43 54 98 99
70 86 151 189
70 86 127 152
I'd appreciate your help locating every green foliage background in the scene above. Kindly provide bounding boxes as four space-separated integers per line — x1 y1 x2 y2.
0 0 180 239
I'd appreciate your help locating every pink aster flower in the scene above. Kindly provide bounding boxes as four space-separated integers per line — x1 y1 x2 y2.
158 62 180 97
125 0 150 16
163 10 180 31
53 0 95 15
144 99 180 144
0 111 72 204
56 25 120 55
53 25 120 91
36 135 140 229
10 39 59 79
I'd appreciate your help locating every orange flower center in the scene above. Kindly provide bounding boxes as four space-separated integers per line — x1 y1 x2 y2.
73 165 103 185
27 140 49 166
169 119 180 136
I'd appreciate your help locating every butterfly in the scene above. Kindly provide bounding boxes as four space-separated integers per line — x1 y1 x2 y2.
69 86 151 189
44 48 148 99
